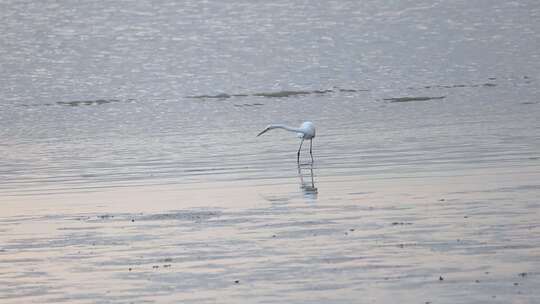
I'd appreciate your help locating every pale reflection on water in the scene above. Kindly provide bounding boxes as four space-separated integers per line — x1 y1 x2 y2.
298 163 318 201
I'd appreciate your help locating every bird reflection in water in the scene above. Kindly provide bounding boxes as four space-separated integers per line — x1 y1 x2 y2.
298 163 318 200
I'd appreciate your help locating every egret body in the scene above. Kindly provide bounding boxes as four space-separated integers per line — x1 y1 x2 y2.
257 121 316 163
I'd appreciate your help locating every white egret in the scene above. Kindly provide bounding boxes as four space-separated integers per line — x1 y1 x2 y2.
257 121 316 163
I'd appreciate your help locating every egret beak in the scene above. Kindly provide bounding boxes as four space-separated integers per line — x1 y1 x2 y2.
257 128 269 137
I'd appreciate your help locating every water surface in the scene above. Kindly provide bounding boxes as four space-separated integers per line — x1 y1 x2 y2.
1 0 539 303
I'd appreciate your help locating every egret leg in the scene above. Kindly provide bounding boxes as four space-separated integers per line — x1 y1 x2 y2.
297 138 304 163
309 139 313 162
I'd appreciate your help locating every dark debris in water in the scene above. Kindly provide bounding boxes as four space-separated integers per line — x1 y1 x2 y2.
186 93 232 99
338 88 368 93
185 78 509 103
424 83 496 89
86 210 221 223
182 77 532 106
409 79 501 90
137 210 221 222
56 99 134 106
391 222 413 226
20 100 130 107
253 90 311 98
312 89 334 94
420 85 463 89
396 243 417 248
187 87 367 101
384 96 446 103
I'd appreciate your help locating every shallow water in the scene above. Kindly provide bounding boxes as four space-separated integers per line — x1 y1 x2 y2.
1 0 540 303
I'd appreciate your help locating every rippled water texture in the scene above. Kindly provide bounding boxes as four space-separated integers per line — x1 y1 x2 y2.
1 0 539 303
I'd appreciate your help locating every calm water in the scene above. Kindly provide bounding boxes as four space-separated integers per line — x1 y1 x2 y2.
1 1 540 303
1 0 539 196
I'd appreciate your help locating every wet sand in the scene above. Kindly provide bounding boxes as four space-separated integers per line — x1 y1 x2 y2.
1 165 539 303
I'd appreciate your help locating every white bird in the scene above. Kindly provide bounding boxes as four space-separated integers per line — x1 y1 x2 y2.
257 121 316 163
